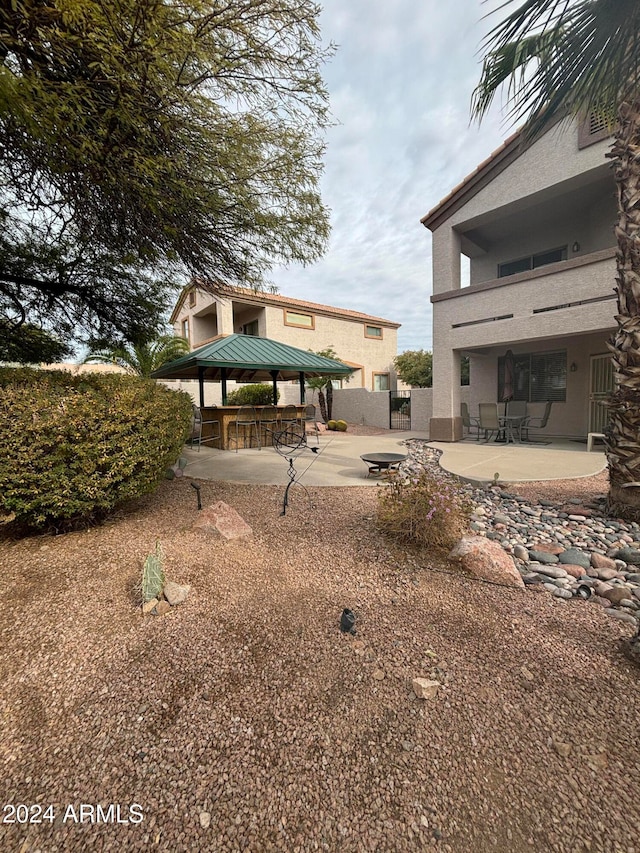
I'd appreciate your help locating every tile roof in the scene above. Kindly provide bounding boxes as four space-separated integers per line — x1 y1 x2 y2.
172 281 401 328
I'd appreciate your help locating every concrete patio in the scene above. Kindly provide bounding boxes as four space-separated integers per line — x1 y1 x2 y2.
181 431 607 486
431 437 607 484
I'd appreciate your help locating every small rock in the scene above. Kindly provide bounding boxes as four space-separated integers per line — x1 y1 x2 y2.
199 811 211 829
163 581 191 606
373 669 385 681
602 586 634 606
591 553 617 571
607 610 638 626
528 550 559 564
562 563 586 578
553 741 572 757
558 549 591 569
142 598 159 615
155 600 172 616
412 678 440 700
520 666 534 681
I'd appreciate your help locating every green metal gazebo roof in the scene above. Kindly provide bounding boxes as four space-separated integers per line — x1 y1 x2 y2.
151 334 353 382
152 334 353 407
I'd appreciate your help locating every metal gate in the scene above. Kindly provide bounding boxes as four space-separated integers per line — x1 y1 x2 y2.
589 353 614 433
389 390 411 429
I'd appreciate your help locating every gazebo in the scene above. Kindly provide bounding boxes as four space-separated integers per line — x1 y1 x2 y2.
151 334 353 406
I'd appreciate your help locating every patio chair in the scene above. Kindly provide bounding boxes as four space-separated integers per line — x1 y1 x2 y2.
190 405 221 451
520 401 552 442
301 403 320 445
478 403 501 442
461 402 481 440
258 404 278 446
228 404 261 452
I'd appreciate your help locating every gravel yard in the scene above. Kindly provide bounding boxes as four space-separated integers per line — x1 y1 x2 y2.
1 461 639 853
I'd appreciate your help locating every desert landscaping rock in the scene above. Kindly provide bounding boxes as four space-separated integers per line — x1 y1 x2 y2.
163 580 191 606
192 500 253 539
449 536 525 589
1 437 639 853
403 442 640 627
142 597 159 615
412 678 440 700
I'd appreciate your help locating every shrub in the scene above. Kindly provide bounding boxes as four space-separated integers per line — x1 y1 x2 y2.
0 367 193 530
376 470 471 553
225 384 278 405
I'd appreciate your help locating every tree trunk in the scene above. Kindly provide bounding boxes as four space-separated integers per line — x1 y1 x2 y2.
326 382 333 422
318 388 328 423
606 97 640 518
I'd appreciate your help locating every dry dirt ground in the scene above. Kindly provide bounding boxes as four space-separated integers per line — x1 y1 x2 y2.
1 446 639 853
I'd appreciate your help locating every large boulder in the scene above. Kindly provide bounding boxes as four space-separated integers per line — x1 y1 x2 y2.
449 536 525 589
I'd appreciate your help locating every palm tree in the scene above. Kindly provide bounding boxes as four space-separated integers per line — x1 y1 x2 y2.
83 334 189 378
305 347 350 422
472 0 640 518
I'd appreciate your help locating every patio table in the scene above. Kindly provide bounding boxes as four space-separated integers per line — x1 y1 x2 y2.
499 414 525 444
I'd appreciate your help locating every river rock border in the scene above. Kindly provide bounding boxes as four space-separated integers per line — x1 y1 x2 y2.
400 440 640 629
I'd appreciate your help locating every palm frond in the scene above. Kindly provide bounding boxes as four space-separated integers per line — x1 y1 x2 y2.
473 0 640 139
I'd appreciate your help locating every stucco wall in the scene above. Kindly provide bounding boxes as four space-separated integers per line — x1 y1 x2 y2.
172 290 399 393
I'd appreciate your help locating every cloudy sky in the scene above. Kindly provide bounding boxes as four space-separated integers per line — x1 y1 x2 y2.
269 0 513 353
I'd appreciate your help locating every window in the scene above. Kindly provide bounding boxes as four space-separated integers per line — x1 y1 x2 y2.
498 246 567 278
284 310 314 329
242 320 259 336
497 350 566 402
188 290 196 308
365 325 383 339
373 373 390 391
461 355 470 386
181 318 190 341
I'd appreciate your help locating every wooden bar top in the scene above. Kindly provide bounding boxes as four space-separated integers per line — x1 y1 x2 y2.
200 405 306 451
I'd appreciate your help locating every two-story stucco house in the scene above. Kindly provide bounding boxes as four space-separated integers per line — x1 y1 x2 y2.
422 114 616 441
170 282 400 399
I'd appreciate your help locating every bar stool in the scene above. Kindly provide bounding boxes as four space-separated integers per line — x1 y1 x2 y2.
258 405 278 446
279 404 299 442
301 403 320 445
228 405 261 452
190 405 221 451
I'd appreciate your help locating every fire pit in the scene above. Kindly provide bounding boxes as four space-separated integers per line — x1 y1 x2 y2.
360 452 407 478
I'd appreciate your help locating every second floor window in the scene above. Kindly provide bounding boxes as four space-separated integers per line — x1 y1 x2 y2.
498 246 567 278
181 318 190 341
284 310 314 329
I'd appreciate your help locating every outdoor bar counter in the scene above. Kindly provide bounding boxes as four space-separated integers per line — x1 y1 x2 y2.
200 405 307 451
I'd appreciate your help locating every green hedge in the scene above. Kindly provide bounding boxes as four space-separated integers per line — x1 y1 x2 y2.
0 368 193 530
225 383 279 405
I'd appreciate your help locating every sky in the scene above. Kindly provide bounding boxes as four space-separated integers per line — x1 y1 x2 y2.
269 0 514 354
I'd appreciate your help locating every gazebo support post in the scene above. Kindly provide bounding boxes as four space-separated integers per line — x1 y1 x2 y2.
299 372 306 404
198 367 205 408
221 367 228 405
270 370 278 406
